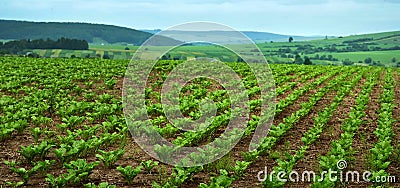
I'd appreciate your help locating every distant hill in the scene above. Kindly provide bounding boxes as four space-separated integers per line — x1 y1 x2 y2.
140 29 324 43
241 31 289 42
241 31 324 42
140 29 162 34
0 20 180 46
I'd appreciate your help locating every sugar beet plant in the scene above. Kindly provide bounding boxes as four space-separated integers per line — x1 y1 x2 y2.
0 57 398 187
367 69 395 186
116 165 143 185
96 149 125 168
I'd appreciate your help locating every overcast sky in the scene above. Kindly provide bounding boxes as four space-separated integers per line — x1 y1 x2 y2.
1 0 399 36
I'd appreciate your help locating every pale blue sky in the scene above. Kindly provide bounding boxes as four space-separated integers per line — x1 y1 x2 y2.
1 0 399 36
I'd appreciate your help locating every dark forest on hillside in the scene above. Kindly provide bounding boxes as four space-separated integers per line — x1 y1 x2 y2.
0 38 88 55
0 20 179 45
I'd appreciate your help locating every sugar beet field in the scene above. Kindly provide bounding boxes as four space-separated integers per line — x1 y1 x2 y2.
0 57 399 187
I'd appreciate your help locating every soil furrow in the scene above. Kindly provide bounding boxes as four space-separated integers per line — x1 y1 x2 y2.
288 72 367 187
344 70 385 187
386 69 400 186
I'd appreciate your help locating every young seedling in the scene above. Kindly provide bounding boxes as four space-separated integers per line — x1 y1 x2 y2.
18 141 54 163
19 145 37 163
154 144 176 163
13 168 32 184
36 141 55 160
0 127 15 141
95 149 125 168
84 182 116 188
85 81 94 90
63 116 85 130
4 160 18 168
46 174 69 188
104 79 117 90
141 160 159 173
233 161 251 177
199 169 234 188
30 127 48 142
63 159 100 184
168 166 201 187
9 162 44 185
35 160 55 175
56 123 68 133
6 181 24 188
14 119 28 133
116 165 143 185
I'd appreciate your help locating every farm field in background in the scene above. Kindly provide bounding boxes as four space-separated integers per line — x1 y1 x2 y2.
0 57 399 187
23 30 400 67
30 45 400 67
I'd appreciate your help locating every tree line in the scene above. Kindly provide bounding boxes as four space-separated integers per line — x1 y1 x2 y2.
0 37 88 54
0 20 180 46
276 43 400 56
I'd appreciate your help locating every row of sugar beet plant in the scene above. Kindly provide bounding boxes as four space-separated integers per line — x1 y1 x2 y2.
1 58 350 187
149 63 355 187
0 57 335 187
1 56 397 187
151 64 396 188
0 57 158 187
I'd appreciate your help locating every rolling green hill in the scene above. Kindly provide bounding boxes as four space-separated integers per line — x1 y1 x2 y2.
293 31 400 46
0 20 180 46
